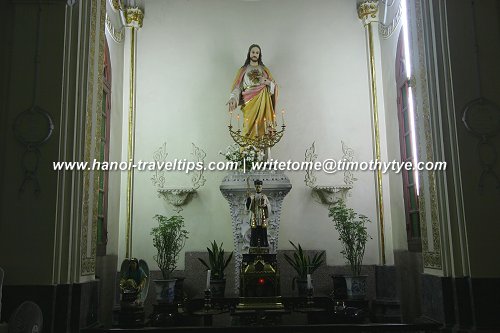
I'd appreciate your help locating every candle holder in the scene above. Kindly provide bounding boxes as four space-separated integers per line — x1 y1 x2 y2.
204 289 212 311
334 301 346 314
295 287 325 314
228 123 286 150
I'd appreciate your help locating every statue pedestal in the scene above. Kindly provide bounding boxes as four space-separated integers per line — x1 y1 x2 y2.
238 248 284 310
220 170 292 292
118 302 145 328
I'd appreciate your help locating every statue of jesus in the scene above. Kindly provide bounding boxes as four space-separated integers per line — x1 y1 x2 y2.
227 44 278 138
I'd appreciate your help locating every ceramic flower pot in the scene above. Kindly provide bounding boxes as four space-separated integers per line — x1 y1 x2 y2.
153 279 177 304
295 278 309 297
344 275 367 299
210 278 227 298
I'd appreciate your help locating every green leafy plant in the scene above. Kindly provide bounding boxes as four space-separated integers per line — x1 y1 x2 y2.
328 199 371 276
198 240 233 280
284 240 325 288
151 215 189 279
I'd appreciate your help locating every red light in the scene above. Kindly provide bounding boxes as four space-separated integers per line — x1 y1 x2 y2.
258 278 265 285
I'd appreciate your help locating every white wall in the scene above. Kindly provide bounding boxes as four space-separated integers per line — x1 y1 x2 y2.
105 26 125 256
379 22 408 252
117 0 386 270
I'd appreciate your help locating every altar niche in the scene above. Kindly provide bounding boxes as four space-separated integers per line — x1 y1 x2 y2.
220 171 292 294
235 179 284 311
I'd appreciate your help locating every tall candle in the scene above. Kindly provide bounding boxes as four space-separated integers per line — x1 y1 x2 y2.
229 111 233 127
237 115 240 130
206 270 211 290
281 109 285 125
307 274 312 289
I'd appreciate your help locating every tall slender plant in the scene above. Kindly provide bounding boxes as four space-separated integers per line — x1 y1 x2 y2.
197 240 233 280
151 215 189 279
284 240 325 288
328 199 371 276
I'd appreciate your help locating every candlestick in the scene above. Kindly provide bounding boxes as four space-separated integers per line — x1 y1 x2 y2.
206 270 211 290
204 289 212 310
307 274 312 289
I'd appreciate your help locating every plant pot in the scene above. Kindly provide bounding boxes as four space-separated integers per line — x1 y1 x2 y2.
295 278 309 297
210 279 226 298
153 279 177 304
344 275 367 299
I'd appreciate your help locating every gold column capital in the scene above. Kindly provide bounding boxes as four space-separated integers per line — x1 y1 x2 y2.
125 7 144 28
357 0 379 23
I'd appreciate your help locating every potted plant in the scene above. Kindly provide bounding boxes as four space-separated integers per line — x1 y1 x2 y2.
197 240 233 297
283 240 325 296
151 215 189 304
328 199 371 299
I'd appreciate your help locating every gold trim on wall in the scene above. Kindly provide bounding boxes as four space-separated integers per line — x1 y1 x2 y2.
414 0 442 269
110 0 121 11
378 1 403 39
105 13 124 43
368 22 386 265
125 27 137 259
81 0 106 276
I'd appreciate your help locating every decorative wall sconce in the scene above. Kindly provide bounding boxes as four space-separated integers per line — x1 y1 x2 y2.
157 187 197 213
152 142 206 213
304 141 357 205
312 185 353 206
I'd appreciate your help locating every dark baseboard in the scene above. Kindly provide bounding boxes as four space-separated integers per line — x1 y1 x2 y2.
421 274 500 330
470 278 500 329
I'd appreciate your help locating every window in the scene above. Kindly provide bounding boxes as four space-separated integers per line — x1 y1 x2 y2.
97 40 111 256
396 24 421 251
